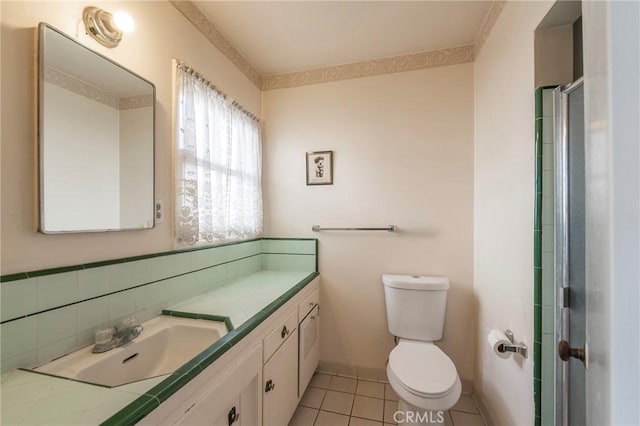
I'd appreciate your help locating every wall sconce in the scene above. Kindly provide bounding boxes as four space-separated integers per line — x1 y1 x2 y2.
83 6 134 48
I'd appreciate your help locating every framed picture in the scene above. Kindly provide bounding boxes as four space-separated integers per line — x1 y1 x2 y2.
306 151 333 185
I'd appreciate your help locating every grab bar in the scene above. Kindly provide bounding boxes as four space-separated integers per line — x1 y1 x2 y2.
312 225 397 232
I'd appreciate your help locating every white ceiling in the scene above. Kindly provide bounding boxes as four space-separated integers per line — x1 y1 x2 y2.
194 1 493 75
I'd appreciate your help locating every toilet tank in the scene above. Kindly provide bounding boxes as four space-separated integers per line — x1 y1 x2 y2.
382 274 449 341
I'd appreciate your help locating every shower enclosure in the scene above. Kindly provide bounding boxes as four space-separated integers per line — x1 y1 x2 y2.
554 79 586 426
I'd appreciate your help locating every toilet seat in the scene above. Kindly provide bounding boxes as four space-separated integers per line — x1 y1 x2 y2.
387 340 460 410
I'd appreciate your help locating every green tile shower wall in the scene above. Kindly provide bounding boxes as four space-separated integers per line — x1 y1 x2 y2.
0 238 317 373
540 88 556 426
534 87 557 426
534 87 543 426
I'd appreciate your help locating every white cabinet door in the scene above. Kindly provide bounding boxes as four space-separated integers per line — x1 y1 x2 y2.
176 344 262 426
299 305 319 396
263 331 299 426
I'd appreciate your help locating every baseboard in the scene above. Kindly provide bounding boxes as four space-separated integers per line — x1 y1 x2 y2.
472 385 495 426
461 378 473 395
317 360 388 383
318 360 476 396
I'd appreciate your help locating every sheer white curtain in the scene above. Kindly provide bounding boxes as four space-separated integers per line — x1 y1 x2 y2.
174 62 262 246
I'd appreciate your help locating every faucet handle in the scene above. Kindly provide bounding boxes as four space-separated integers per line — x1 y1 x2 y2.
95 326 116 345
121 316 140 329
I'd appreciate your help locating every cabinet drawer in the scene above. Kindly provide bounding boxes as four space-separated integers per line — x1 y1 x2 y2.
263 309 297 363
298 288 319 322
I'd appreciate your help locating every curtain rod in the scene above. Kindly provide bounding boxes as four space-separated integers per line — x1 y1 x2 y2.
175 59 259 123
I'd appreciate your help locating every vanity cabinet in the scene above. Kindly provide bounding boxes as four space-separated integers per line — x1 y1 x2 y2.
262 308 299 426
263 328 299 425
139 277 320 426
174 344 262 426
299 305 320 394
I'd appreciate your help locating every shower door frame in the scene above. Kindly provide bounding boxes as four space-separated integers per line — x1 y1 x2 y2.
554 77 585 426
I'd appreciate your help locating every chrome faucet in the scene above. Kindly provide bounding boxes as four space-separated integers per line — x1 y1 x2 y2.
92 317 143 354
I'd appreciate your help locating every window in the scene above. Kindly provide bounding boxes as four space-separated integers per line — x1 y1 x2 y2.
174 61 262 246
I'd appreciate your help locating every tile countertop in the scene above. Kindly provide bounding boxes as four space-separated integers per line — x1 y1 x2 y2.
1 270 318 426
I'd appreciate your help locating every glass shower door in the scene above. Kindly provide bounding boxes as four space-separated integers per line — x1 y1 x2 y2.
555 79 587 426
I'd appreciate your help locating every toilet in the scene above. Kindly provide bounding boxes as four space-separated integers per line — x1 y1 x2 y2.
383 274 461 423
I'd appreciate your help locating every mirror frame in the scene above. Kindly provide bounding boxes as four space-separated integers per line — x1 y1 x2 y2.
37 22 156 234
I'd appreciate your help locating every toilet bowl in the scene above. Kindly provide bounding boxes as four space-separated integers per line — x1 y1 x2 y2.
382 274 461 423
387 340 461 411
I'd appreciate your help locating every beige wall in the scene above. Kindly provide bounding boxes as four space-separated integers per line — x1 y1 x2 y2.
0 1 261 274
534 24 574 88
473 1 553 425
262 64 475 383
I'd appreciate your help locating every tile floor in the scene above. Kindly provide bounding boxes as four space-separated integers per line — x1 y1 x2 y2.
289 373 486 426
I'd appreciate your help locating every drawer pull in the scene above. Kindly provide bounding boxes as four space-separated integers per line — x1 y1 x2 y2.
227 406 239 425
309 302 314 306
265 379 276 392
281 325 289 339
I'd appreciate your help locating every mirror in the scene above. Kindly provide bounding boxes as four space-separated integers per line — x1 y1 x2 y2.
38 23 155 233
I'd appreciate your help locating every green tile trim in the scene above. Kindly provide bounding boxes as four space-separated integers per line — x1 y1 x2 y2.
185 338 234 372
315 239 319 272
534 231 542 267
161 310 234 332
259 272 319 316
144 362 203 404
535 87 543 119
534 305 542 342
82 259 127 269
534 267 542 305
0 272 29 283
261 237 317 241
534 341 542 379
100 394 159 426
261 252 314 256
20 265 83 278
534 377 542 420
104 271 319 424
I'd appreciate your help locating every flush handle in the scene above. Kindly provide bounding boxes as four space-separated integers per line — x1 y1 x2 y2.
281 325 289 339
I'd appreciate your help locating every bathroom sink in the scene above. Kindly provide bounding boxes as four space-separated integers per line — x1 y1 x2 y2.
34 315 228 387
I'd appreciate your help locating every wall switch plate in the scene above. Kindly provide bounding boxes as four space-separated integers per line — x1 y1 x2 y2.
155 200 164 224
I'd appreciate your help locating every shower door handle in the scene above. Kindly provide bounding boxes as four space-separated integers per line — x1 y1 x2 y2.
558 340 586 367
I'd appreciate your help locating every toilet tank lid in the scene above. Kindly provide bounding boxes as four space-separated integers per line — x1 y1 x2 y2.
382 274 449 290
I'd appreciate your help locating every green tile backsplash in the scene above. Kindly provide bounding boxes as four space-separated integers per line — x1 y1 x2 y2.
0 238 317 373
262 253 316 271
262 239 316 254
0 278 37 322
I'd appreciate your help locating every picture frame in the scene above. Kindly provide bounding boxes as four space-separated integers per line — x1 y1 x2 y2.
306 150 333 185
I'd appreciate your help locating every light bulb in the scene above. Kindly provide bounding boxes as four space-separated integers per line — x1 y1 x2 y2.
113 11 134 33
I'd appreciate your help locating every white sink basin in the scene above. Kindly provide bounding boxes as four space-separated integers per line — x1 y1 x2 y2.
34 316 228 387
